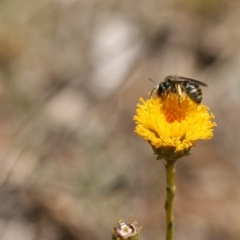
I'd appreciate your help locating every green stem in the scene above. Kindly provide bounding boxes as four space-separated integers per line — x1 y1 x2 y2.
165 160 176 240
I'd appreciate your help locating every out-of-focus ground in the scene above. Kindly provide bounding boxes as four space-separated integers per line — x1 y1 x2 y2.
0 0 240 239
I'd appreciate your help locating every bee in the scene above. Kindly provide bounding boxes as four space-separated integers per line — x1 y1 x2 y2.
149 75 208 104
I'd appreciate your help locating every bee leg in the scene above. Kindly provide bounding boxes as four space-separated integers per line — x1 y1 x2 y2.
176 84 183 97
150 88 156 98
178 96 182 107
176 84 182 107
164 91 169 101
160 91 165 101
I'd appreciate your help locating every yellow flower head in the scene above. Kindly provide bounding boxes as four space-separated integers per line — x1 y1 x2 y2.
134 93 216 159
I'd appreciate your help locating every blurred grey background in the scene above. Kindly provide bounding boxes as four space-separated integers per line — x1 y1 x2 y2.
0 0 239 239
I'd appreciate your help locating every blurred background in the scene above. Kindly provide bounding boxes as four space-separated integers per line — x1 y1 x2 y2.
0 0 239 239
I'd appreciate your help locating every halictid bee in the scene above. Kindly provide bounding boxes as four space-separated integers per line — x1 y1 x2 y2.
149 75 208 104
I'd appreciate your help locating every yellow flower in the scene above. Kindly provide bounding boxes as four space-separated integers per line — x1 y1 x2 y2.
133 93 216 159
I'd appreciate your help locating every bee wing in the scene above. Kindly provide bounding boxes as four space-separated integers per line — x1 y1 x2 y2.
177 76 208 87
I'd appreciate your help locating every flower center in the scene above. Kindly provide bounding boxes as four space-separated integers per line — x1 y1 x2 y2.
115 222 137 238
163 107 186 123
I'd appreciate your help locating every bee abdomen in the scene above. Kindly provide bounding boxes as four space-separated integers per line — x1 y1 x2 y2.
190 89 202 103
183 82 203 104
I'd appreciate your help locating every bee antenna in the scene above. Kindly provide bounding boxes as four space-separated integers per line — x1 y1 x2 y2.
148 78 156 84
